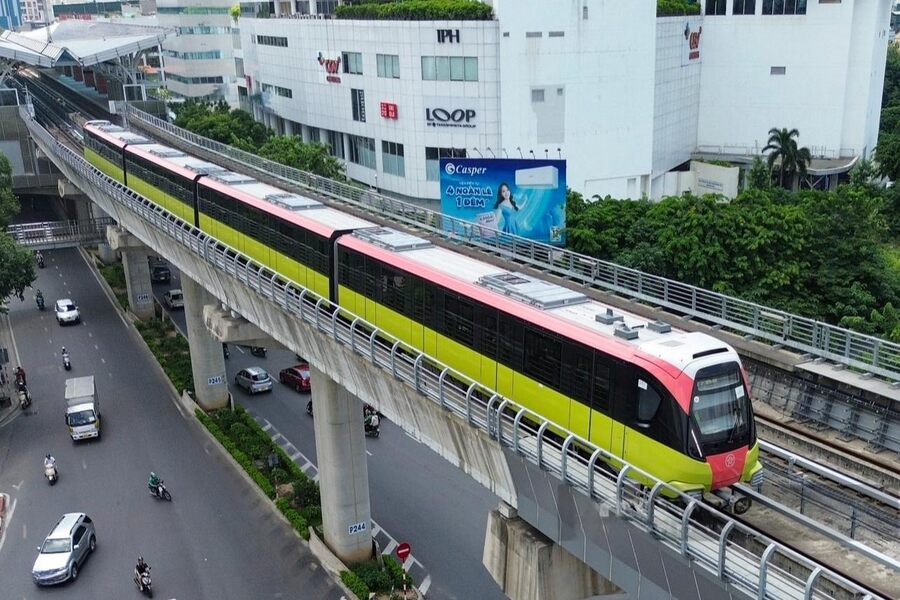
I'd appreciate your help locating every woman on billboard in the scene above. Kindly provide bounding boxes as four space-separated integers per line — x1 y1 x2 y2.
494 183 520 235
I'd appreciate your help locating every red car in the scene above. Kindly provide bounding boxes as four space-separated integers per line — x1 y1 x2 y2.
279 363 311 392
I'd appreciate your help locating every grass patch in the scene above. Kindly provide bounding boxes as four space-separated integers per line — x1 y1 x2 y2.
98 262 129 309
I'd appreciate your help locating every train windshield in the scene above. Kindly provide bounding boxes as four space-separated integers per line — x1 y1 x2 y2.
689 363 751 453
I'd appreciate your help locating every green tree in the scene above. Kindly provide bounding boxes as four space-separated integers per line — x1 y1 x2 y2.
0 154 36 309
762 127 812 189
257 135 345 180
882 42 900 109
746 155 771 191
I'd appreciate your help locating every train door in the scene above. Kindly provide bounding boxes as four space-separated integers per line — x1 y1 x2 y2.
609 362 634 466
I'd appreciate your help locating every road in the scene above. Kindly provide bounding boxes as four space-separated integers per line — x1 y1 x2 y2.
0 248 343 599
153 263 508 600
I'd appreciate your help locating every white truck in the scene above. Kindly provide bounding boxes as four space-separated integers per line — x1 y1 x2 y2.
65 376 100 441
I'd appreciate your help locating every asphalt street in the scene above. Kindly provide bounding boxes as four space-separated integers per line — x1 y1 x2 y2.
0 248 344 599
153 264 508 600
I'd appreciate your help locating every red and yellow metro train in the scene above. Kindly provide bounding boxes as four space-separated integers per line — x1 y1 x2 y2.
83 120 763 505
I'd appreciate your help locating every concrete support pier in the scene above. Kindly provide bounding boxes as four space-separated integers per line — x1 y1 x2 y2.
181 275 229 410
107 226 154 320
311 365 373 563
484 503 620 600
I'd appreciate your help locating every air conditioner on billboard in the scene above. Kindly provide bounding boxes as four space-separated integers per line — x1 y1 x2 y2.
515 165 559 189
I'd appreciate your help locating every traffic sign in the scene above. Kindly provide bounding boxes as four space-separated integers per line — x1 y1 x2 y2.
396 542 411 562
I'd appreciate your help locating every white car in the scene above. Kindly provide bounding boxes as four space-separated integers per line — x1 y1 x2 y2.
163 289 184 310
55 299 81 325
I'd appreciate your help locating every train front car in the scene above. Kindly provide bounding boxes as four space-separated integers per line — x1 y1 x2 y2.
337 227 762 509
637 334 763 511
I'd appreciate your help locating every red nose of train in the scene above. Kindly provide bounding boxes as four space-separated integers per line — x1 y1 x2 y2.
706 446 748 490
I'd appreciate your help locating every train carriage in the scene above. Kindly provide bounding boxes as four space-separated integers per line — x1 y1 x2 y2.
196 175 377 300
82 121 150 182
337 228 762 496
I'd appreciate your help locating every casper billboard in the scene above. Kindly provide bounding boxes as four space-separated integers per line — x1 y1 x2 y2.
439 158 567 245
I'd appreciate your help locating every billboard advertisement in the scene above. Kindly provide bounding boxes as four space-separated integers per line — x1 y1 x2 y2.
439 158 567 245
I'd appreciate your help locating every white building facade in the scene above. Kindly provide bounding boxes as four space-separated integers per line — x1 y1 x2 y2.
157 0 237 103
237 0 892 202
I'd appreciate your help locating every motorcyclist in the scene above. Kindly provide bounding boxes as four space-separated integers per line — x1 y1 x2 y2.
44 454 56 469
364 410 380 432
35 288 44 305
134 556 150 590
14 366 26 387
148 472 161 495
61 346 70 359
36 251 44 267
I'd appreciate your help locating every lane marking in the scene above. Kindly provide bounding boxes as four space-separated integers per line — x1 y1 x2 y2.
82 458 87 470
100 358 106 364
366 450 372 457
0 495 14 555
11 481 23 491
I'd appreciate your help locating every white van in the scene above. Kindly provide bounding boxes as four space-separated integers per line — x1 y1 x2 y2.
65 376 100 441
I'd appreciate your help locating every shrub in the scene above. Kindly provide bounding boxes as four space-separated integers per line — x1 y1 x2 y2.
282 507 309 539
270 467 291 483
383 555 413 587
340 570 370 600
299 505 321 525
351 560 392 593
229 422 252 439
657 0 701 16
292 478 321 508
335 0 493 20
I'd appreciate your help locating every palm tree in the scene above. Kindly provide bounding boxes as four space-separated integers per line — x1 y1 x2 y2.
762 127 812 189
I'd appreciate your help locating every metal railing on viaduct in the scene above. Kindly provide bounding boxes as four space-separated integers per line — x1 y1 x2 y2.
20 106 891 600
121 106 900 384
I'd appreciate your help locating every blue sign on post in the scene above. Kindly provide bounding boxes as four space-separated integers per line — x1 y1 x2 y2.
439 158 567 245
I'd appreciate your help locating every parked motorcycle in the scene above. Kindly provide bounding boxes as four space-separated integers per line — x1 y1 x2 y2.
134 566 152 597
149 480 172 501
249 346 267 357
44 460 58 485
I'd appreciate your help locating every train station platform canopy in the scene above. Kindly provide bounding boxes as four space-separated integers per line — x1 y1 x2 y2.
0 21 172 68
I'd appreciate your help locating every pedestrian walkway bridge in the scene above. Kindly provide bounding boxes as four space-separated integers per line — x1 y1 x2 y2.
19 105 892 600
6 217 115 250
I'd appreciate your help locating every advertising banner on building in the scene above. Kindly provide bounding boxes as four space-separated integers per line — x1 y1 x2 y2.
439 158 567 245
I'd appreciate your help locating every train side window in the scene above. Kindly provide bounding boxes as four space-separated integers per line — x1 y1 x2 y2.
591 359 611 413
444 294 474 346
636 379 661 427
422 283 439 330
475 304 498 359
560 343 592 403
364 256 378 299
409 276 425 321
524 326 561 389
498 313 524 370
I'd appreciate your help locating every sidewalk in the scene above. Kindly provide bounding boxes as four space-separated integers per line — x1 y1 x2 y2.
0 312 22 428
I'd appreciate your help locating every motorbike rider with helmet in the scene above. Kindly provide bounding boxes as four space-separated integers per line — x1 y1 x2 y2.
148 472 161 495
134 555 151 591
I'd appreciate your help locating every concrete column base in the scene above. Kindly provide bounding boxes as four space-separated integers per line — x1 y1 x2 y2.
484 504 620 600
181 276 229 410
312 366 373 564
121 249 154 321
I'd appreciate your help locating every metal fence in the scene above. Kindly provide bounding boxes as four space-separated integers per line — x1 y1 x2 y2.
122 106 900 384
24 106 889 600
6 217 115 249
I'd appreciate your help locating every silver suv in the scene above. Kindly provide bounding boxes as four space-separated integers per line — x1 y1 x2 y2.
32 513 96 585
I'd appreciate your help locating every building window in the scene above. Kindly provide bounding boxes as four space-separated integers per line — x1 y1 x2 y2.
257 35 288 47
525 32 542 38
176 26 231 35
342 51 363 75
164 50 223 60
316 0 337 14
705 0 727 14
348 135 376 169
762 0 807 14
582 5 588 19
325 129 344 159
382 141 405 177
421 56 478 81
733 0 756 13
275 85 292 98
770 66 786 75
351 88 366 122
377 54 400 79
531 89 545 103
425 147 466 181
548 31 565 37
307 126 320 143
166 74 225 85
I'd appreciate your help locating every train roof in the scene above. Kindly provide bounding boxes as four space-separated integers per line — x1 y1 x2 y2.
342 227 738 387
84 121 150 147
198 172 377 236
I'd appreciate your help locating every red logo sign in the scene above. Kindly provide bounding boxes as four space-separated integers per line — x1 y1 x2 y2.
724 453 735 468
380 102 398 120
684 23 702 61
317 52 342 84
